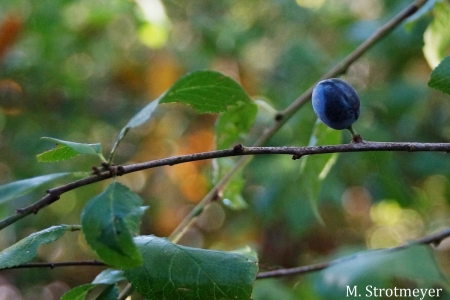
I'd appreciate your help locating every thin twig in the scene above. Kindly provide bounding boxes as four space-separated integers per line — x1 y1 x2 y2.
256 226 450 279
167 0 431 243
7 226 450 280
4 260 106 270
118 284 135 300
0 140 446 231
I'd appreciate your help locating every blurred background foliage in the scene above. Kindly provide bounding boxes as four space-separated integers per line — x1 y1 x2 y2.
0 0 450 299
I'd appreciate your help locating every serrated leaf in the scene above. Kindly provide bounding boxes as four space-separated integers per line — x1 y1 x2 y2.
96 285 118 300
0 225 78 269
423 1 450 69
0 172 72 204
428 55 450 95
299 121 341 223
160 70 253 114
316 244 447 299
215 101 257 150
92 269 126 285
81 182 147 269
60 284 96 300
124 235 259 300
37 137 105 162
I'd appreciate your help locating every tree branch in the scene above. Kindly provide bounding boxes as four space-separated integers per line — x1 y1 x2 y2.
0 140 447 231
6 226 449 281
4 260 106 270
256 226 450 279
167 0 431 243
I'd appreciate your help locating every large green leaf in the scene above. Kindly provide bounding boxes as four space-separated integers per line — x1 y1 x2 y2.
81 182 147 269
429 55 450 95
159 70 253 114
215 101 257 150
37 137 105 162
315 244 447 300
0 225 79 269
299 121 341 222
423 1 450 69
0 172 72 204
124 235 259 300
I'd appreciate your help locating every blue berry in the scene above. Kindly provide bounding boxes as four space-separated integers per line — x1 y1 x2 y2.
312 78 360 130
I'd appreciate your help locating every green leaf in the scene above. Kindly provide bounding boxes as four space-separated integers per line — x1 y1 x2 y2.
299 121 341 223
96 285 119 300
0 225 79 269
124 235 259 300
37 137 105 162
0 172 72 204
315 244 447 299
92 269 126 285
423 1 450 69
428 55 450 95
160 70 253 114
110 99 160 161
213 158 248 210
81 182 147 269
60 284 96 300
109 71 252 162
215 101 257 150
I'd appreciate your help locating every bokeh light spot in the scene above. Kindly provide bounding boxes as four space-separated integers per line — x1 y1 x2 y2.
138 23 168 49
296 0 325 9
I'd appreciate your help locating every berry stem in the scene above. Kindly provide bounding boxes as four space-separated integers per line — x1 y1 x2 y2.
346 125 363 143
347 125 358 137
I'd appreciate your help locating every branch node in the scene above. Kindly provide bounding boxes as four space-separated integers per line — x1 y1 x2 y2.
292 153 303 160
116 165 126 176
46 188 58 195
213 189 223 201
233 144 244 153
91 166 101 175
351 134 364 144
275 113 284 121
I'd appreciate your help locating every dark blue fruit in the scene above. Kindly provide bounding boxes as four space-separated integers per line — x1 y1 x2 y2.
312 78 360 130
